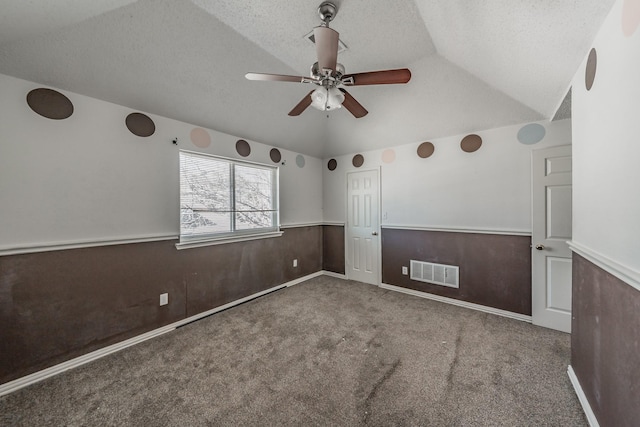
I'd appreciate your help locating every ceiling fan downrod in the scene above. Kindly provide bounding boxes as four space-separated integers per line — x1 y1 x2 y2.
318 2 337 26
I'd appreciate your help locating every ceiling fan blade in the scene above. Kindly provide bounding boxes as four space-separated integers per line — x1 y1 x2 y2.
339 89 368 118
288 91 314 116
314 26 339 73
342 68 412 86
245 73 309 83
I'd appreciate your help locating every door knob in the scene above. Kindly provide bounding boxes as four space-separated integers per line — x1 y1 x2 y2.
535 244 545 250
372 231 378 236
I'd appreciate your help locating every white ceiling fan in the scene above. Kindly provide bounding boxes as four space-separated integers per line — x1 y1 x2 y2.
245 1 412 118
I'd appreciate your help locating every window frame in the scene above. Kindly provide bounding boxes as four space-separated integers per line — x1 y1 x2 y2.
176 149 281 250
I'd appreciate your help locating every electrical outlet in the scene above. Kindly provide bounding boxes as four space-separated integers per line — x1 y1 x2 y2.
160 293 168 306
293 259 298 267
402 266 408 275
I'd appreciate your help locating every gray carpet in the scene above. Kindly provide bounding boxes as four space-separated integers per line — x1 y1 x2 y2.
1 276 586 426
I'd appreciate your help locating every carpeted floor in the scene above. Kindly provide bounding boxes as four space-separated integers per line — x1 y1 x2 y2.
1 276 586 426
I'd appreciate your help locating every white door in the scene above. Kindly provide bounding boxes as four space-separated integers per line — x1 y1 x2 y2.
532 145 572 333
346 169 380 285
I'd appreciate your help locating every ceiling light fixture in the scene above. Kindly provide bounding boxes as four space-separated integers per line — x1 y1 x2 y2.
310 86 344 111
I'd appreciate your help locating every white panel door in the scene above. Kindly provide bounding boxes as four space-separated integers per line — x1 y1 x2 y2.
532 145 572 333
346 169 380 285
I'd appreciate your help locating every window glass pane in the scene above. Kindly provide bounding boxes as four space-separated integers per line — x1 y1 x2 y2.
235 211 277 230
179 151 278 241
234 164 275 230
180 153 231 237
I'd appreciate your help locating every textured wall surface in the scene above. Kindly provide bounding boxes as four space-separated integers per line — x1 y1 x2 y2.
571 254 640 425
322 225 345 274
381 228 532 315
0 226 322 385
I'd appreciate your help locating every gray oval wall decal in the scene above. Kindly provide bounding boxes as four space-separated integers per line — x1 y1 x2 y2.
417 142 435 158
327 159 337 171
27 88 74 120
460 134 482 153
296 154 305 168
585 48 597 91
270 148 282 163
517 123 546 145
236 139 251 157
352 154 364 168
125 113 155 137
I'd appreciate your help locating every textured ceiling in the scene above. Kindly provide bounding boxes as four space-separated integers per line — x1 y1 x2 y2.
193 0 436 75
0 0 615 157
552 89 572 121
414 0 614 118
0 0 136 43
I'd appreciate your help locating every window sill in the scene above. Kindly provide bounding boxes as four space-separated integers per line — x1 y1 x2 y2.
175 231 283 250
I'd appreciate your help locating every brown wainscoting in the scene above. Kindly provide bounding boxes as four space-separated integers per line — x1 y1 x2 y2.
0 226 322 385
185 226 322 316
323 225 345 274
571 253 640 425
381 228 531 315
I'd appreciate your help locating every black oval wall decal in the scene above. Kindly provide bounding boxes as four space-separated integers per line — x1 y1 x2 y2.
236 139 251 157
352 154 364 168
585 48 597 91
125 113 155 137
417 142 435 158
26 88 74 120
327 159 337 171
270 148 282 163
460 134 483 153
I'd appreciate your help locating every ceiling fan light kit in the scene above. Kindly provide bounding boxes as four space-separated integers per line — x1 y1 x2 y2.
245 1 411 118
311 86 345 111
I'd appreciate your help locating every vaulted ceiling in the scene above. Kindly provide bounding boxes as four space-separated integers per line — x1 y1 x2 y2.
0 0 614 157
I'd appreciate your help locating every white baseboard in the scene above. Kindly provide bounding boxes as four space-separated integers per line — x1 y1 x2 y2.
379 283 532 323
286 271 324 286
0 272 323 397
568 365 600 427
322 270 348 280
286 271 347 286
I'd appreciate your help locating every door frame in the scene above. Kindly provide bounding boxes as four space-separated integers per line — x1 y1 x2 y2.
344 167 382 286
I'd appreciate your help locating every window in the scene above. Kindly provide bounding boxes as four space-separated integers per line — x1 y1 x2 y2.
178 150 279 246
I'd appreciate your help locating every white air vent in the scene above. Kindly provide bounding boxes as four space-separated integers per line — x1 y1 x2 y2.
410 260 459 289
304 30 348 53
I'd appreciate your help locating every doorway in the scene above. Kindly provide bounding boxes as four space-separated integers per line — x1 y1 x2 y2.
345 169 380 285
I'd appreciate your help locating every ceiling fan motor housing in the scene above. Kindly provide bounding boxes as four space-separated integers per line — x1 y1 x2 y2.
311 62 345 80
318 2 337 24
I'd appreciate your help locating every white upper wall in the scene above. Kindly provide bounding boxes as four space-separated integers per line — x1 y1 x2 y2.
571 0 640 273
0 74 322 250
323 119 571 233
